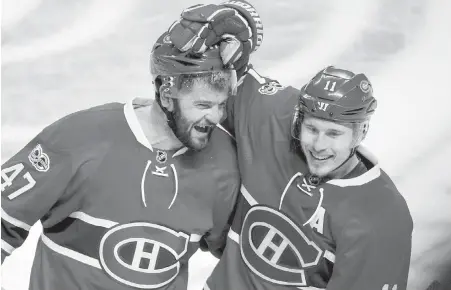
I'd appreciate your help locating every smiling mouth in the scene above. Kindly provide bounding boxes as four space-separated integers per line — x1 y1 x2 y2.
309 151 333 161
194 124 213 134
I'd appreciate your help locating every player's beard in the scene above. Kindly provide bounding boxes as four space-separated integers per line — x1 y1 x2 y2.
167 100 214 151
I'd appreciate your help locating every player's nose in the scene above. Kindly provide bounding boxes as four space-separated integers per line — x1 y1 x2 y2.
312 133 330 152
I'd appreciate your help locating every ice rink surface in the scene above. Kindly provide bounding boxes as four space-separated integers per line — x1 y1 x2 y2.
1 1 451 289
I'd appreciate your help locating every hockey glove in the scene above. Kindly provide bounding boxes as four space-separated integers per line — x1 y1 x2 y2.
168 1 263 71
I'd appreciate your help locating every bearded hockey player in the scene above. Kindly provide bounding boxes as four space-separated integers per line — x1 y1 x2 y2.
1 33 240 290
168 3 413 290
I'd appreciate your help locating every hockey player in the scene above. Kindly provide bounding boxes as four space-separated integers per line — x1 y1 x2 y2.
1 33 240 290
168 3 414 290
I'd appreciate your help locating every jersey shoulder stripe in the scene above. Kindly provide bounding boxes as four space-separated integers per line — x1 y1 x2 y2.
234 67 299 131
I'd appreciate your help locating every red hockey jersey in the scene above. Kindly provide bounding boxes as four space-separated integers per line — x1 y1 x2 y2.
1 98 240 290
205 68 413 290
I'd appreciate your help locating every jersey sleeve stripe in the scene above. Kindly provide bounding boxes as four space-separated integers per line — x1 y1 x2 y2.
227 229 240 244
190 233 202 242
240 184 258 206
41 234 102 269
69 211 118 228
1 207 32 231
324 250 335 263
247 68 266 84
1 239 15 255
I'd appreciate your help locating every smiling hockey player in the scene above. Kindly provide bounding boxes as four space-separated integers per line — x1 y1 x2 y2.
168 2 413 289
1 33 240 290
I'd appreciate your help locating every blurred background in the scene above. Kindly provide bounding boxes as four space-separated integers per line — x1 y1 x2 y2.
1 0 451 289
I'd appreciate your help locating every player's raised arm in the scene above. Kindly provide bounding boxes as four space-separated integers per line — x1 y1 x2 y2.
1 119 82 264
168 0 263 78
166 1 302 136
327 193 413 290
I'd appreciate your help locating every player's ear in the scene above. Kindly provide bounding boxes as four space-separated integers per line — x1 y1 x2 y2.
159 86 175 112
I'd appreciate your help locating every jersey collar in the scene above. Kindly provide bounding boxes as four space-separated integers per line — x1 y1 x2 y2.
124 97 154 151
123 97 189 157
327 145 381 187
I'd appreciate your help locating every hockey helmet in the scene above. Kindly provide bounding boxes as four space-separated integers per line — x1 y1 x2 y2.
298 66 377 123
150 32 235 94
292 66 377 144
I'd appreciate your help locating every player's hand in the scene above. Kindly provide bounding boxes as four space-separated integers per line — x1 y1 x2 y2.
168 1 263 70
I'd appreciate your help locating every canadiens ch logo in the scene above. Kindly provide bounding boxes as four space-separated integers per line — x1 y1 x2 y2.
240 206 323 287
163 34 172 44
360 80 372 93
156 150 167 164
258 81 285 95
99 222 189 289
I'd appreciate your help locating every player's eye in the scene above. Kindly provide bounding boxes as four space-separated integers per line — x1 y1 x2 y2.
196 103 211 109
305 125 318 134
327 130 343 138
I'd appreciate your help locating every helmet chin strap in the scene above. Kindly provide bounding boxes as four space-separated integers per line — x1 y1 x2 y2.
307 148 358 185
330 147 358 177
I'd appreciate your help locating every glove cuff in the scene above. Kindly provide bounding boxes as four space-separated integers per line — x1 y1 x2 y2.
221 1 263 52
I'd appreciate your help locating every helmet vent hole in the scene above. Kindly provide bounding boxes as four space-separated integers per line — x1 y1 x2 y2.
186 52 203 59
347 108 364 113
175 60 199 67
342 108 364 115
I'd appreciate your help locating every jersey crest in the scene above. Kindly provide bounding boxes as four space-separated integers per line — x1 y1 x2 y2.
240 205 323 286
99 222 190 289
28 144 50 172
258 81 285 95
156 150 168 164
360 80 372 94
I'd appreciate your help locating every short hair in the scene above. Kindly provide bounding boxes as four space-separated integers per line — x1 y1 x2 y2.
154 70 235 110
177 70 235 95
